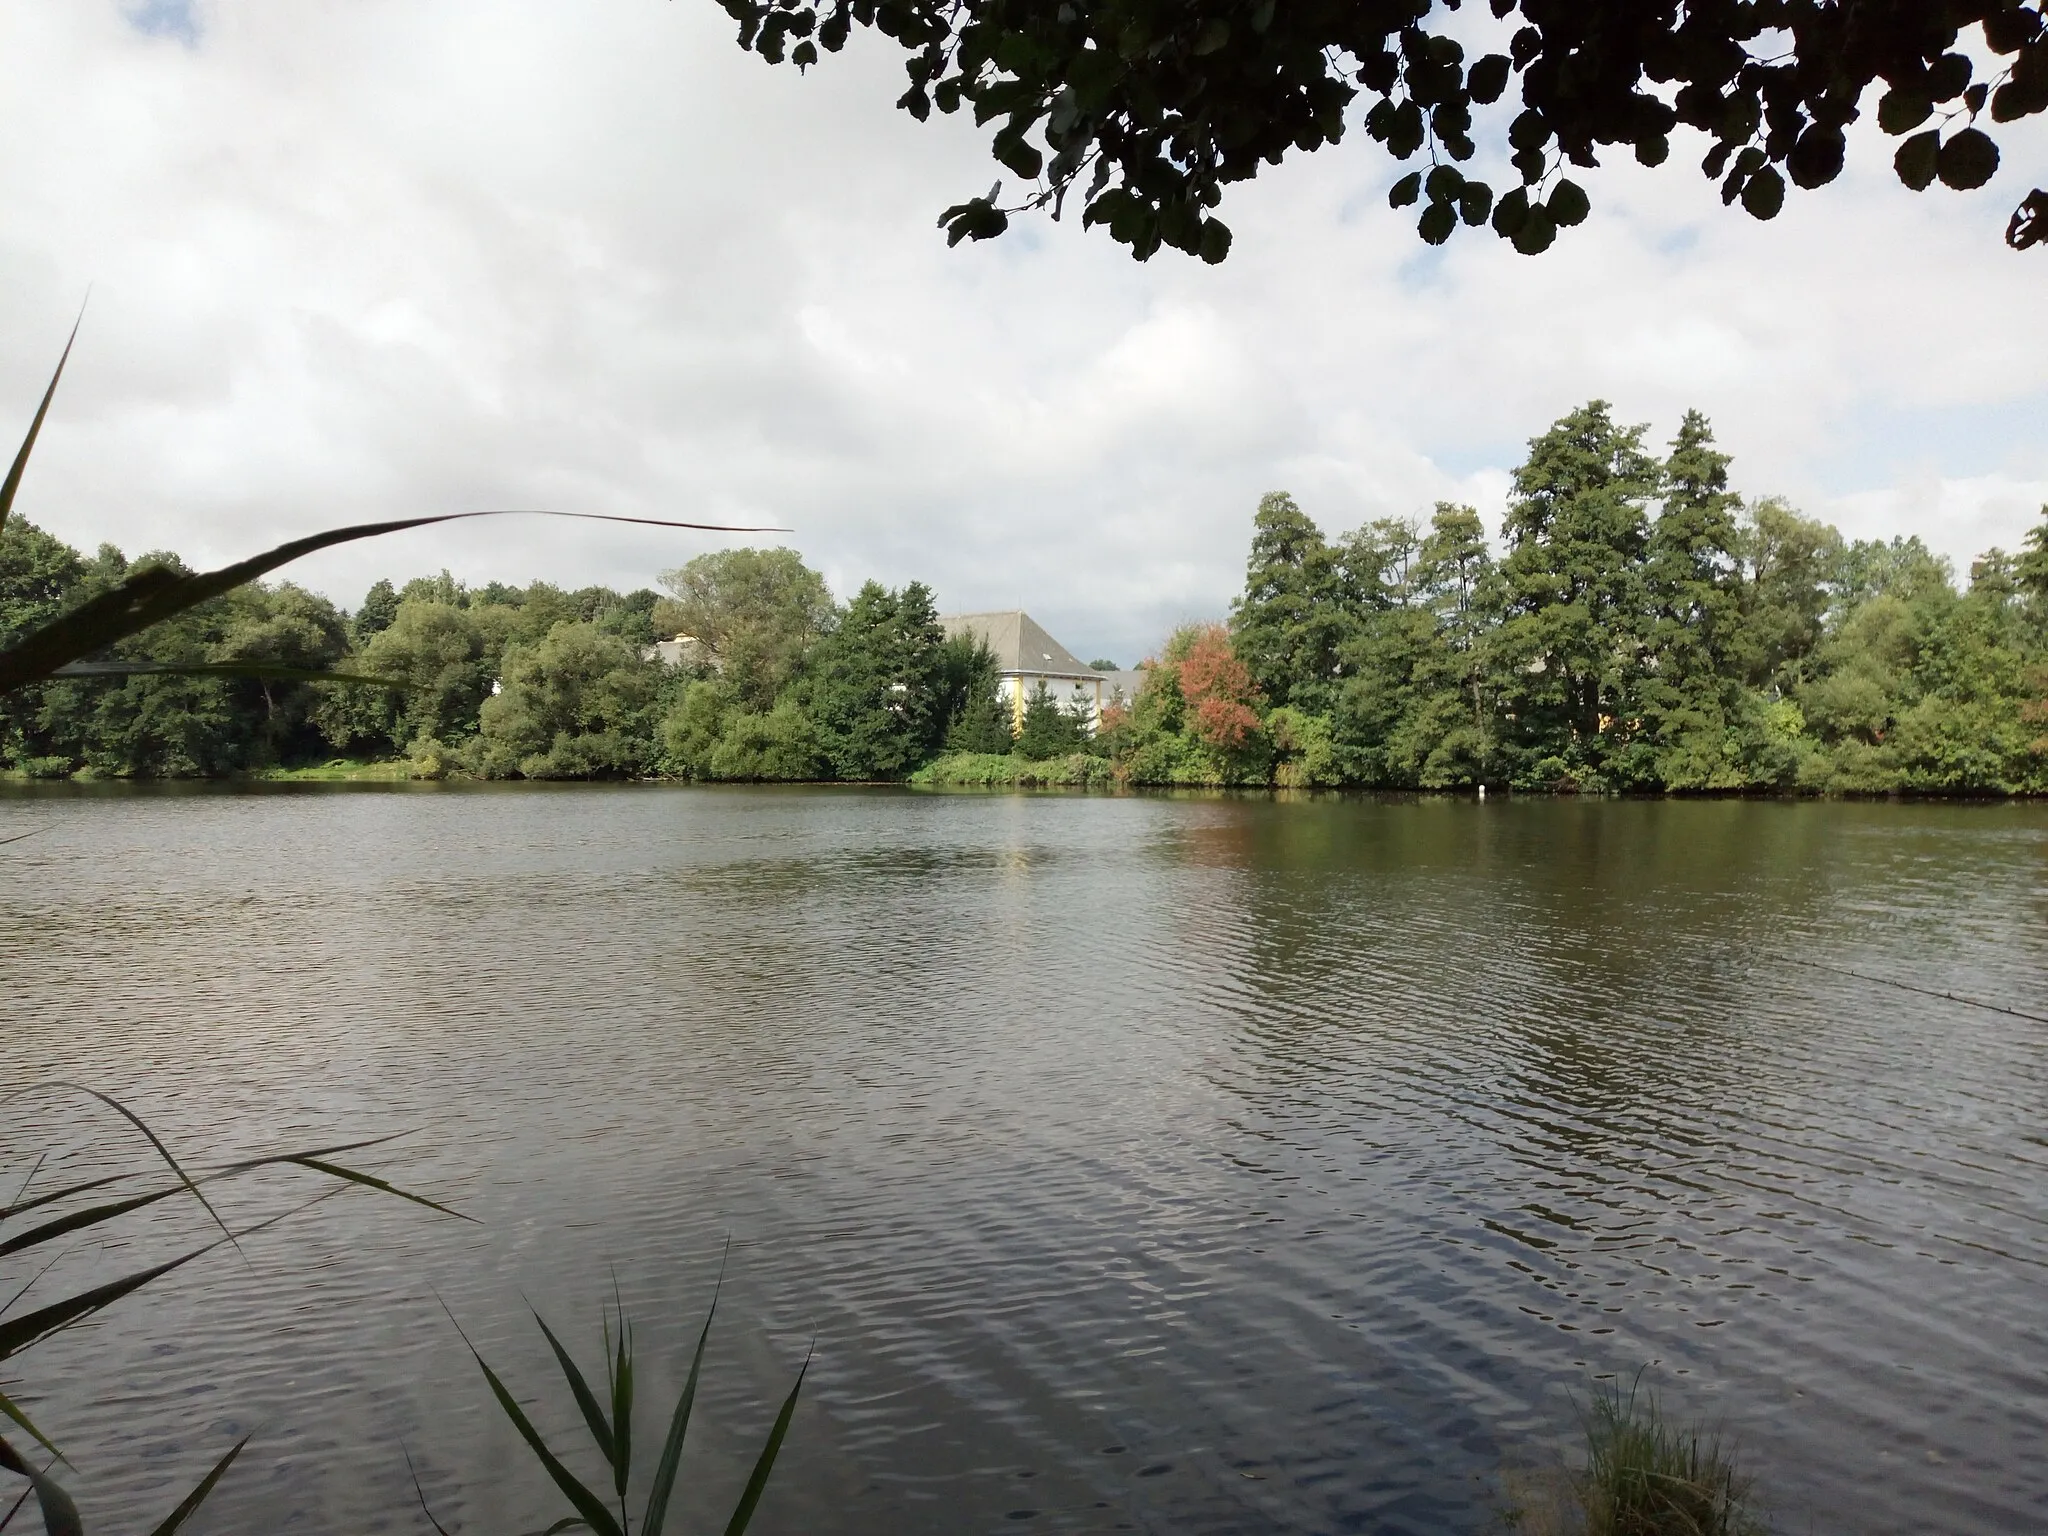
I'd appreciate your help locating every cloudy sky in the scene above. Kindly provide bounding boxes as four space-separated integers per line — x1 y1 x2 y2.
3 0 2044 664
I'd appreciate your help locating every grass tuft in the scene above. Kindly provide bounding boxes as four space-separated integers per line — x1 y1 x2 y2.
1503 1376 1768 1536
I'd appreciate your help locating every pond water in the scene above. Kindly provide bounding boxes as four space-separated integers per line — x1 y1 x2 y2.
2 786 2045 1535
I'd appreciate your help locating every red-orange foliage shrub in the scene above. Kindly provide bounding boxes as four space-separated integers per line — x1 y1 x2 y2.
1176 624 1263 751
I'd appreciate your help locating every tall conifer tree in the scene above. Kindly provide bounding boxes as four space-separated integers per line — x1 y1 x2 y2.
1488 401 1658 784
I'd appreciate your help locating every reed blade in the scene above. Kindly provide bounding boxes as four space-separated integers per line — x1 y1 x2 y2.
640 1294 716 1536
610 1309 633 1505
0 1185 182 1260
405 1447 456 1536
6 1083 236 1251
0 1243 211 1362
455 1328 625 1536
0 508 789 695
720 1345 810 1536
533 1309 618 1470
0 1391 60 1465
0 313 80 540
283 1155 471 1221
48 661 405 687
0 1432 80 1536
142 1434 249 1536
0 1187 343 1362
0 1171 132 1224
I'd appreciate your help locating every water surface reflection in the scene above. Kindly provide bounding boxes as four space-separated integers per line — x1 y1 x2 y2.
1 787 2042 1534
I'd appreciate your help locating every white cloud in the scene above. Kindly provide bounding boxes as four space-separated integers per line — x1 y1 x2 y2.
1 0 2044 664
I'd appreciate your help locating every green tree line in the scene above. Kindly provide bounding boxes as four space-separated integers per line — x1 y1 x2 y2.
1173 401 2048 793
6 399 2044 791
0 529 1005 782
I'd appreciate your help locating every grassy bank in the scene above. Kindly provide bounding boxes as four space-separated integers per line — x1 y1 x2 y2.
909 751 1119 788
255 757 420 782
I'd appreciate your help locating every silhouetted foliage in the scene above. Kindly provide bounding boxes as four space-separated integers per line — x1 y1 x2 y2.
718 0 2048 260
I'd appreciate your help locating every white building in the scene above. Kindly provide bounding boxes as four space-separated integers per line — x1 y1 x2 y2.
938 611 1144 730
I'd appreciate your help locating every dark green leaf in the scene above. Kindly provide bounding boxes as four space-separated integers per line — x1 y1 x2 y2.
1197 217 1232 264
1546 179 1589 226
1894 129 1940 190
1508 108 1548 150
1466 54 1511 104
1986 7 2043 52
1490 185 1530 238
1511 204 1557 254
1418 201 1456 244
1634 132 1669 167
1424 164 1463 203
1927 52 1972 101
1192 18 1229 55
1876 85 1932 134
1740 163 1786 219
1938 127 2000 189
1457 180 1494 226
1991 81 2042 121
1786 124 1845 188
1388 171 1422 208
143 1436 250 1536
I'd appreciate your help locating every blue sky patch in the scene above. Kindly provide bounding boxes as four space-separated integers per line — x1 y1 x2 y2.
123 0 199 46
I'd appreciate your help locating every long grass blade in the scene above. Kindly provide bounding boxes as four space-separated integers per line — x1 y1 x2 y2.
640 1290 718 1536
0 1433 80 1536
532 1309 618 1470
2 1170 135 1224
283 1155 470 1221
0 311 81 540
720 1343 810 1536
3 1132 411 1226
610 1297 633 1507
405 1447 456 1536
142 1434 249 1536
5 1083 236 1251
0 508 790 694
0 1392 60 1465
0 1240 221 1362
47 660 405 687
4 1159 45 1214
441 1304 625 1536
0 1184 183 1259
0 1185 343 1361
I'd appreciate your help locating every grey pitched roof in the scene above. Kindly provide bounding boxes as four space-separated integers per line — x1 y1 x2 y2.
1095 669 1151 704
938 611 1101 679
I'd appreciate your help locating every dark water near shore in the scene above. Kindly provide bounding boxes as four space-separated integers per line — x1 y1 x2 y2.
2 786 2045 1535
